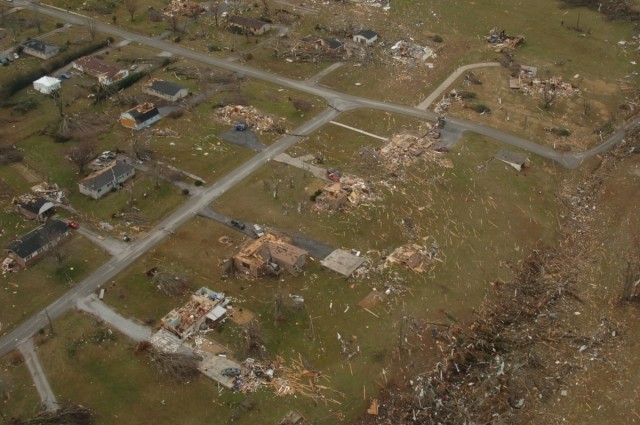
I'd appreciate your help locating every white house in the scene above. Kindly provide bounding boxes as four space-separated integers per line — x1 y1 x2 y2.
78 160 135 199
142 79 189 102
353 29 378 45
33 76 61 94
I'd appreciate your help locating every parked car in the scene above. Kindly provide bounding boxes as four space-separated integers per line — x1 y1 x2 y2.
221 368 242 377
234 123 248 131
58 72 72 80
67 220 80 229
230 220 245 230
99 151 116 161
253 224 265 238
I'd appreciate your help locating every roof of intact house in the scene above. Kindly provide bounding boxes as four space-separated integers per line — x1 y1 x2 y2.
145 79 186 96
123 102 159 124
74 56 123 78
6 219 69 258
80 160 134 191
228 15 270 30
355 29 378 39
21 39 58 54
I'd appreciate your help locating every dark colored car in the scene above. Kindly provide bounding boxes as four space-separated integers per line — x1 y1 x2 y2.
230 220 245 230
221 368 242 377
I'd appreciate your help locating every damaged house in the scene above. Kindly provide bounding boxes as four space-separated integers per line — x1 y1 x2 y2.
21 39 59 60
120 102 161 130
228 16 271 35
233 232 308 278
78 160 135 199
13 195 55 222
5 219 72 268
73 56 129 86
314 182 350 211
160 287 228 339
386 244 435 273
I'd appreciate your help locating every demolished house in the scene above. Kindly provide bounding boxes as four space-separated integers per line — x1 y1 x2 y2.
302 35 344 53
160 287 228 339
509 72 579 98
486 29 524 50
227 16 271 35
386 244 434 273
378 130 454 171
12 195 55 222
387 40 435 65
214 105 286 133
232 232 308 278
314 175 380 212
164 0 205 17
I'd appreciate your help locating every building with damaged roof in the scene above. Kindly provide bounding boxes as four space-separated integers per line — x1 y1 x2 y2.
233 232 308 278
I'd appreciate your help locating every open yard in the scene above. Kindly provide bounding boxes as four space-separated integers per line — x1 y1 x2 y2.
0 350 41 420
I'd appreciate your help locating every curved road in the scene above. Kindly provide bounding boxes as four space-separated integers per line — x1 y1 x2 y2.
17 1 636 169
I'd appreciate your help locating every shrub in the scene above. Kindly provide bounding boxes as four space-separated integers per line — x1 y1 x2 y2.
194 180 203 186
432 34 444 43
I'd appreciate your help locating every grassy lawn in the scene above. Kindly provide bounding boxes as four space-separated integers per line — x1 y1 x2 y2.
33 311 231 425
0 351 41 420
443 66 617 151
0 233 109 337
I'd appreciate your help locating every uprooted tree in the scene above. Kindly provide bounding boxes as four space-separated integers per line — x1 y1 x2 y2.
148 349 200 384
9 404 95 425
153 271 192 296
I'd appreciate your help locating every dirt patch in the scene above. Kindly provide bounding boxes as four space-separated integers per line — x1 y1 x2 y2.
11 163 41 183
228 307 255 325
358 290 384 310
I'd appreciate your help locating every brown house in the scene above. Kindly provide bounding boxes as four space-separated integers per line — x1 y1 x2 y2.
233 232 308 278
315 183 350 211
73 56 129 86
228 15 271 35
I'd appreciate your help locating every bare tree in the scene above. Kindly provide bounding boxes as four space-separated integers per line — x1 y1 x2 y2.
31 2 41 34
10 404 95 425
86 18 97 41
153 271 192 296
123 0 138 21
167 14 183 35
242 320 265 358
67 143 96 174
291 98 312 113
149 349 200 383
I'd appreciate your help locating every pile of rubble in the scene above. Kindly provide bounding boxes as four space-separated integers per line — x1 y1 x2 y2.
385 40 436 66
356 0 391 11
386 243 439 273
313 175 381 212
379 130 452 171
486 29 524 51
164 0 205 17
236 356 341 404
213 105 287 133
510 74 579 98
31 182 66 204
151 128 180 138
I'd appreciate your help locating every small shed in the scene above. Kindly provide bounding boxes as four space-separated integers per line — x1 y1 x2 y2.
353 29 378 45
494 150 530 171
33 76 61 94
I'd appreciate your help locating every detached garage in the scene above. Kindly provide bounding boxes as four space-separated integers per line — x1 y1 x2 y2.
33 76 61 94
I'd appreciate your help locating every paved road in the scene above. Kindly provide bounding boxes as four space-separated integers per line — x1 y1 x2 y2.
75 225 128 256
18 338 58 411
0 107 339 358
17 1 619 169
76 295 152 342
416 62 502 110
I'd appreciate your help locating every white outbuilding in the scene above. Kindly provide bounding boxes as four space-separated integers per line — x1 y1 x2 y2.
33 76 61 94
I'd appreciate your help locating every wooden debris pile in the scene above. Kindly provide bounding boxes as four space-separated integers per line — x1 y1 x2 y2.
385 40 436 65
213 105 287 133
386 243 439 273
313 175 381 212
164 0 205 17
379 130 451 171
238 355 343 404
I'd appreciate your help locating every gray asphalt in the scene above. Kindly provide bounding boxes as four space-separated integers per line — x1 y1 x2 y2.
17 1 636 169
76 295 152 342
2 1 637 359
18 338 58 411
0 107 339 357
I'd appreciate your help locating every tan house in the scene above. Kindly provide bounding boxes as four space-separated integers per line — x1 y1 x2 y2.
21 39 59 60
233 232 308 278
142 79 189 102
73 56 129 85
228 15 271 35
